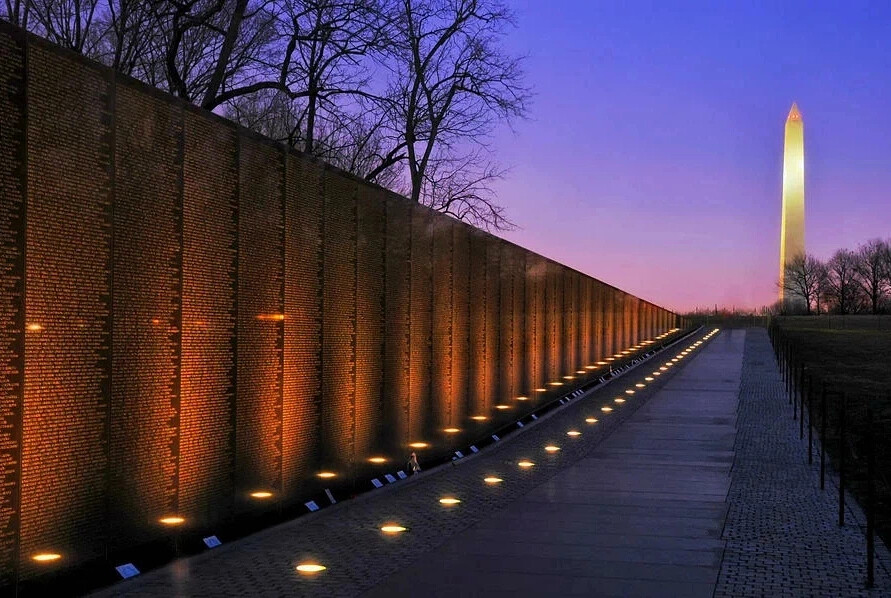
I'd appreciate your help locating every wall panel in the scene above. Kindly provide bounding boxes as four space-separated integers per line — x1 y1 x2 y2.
0 24 26 587
21 44 112 571
282 154 322 495
179 110 237 525
109 81 182 545
382 197 410 454
431 218 452 436
355 185 385 460
451 224 470 426
235 136 283 498
321 171 356 471
409 207 433 444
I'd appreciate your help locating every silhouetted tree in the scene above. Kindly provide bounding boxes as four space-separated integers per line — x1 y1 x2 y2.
781 254 823 315
854 239 889 314
827 248 862 314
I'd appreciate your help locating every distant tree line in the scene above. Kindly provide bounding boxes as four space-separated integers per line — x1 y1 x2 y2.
779 238 891 315
2 0 531 230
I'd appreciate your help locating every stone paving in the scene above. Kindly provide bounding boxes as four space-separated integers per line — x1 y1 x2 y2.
93 331 710 598
90 327 891 597
714 327 891 597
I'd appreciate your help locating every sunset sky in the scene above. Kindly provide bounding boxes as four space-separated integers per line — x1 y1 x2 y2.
491 1 891 312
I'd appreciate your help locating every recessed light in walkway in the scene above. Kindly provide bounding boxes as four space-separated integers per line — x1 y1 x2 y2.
659 367 667 371
443 427 460 434
439 497 461 506
614 398 625 404
32 553 61 563
601 406 613 413
566 430 581 437
518 460 535 468
644 377 654 381
380 525 407 534
585 418 598 424
484 476 503 484
159 516 185 526
563 375 574 380
516 396 529 401
535 388 547 392
635 383 645 388
296 563 327 574
495 405 510 410
368 457 387 464
470 415 488 421
408 442 428 449
549 382 563 386
544 446 560 452
250 491 274 499
576 370 586 374
625 389 635 395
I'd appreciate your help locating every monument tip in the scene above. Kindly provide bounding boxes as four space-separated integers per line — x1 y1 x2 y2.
787 102 802 122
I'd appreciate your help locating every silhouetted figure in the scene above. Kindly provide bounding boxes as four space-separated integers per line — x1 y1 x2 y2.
408 452 421 475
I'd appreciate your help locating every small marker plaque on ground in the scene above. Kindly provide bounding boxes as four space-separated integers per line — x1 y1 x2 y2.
305 501 320 512
455 450 464 458
325 489 336 504
116 563 140 579
492 434 500 441
371 478 383 488
397 471 408 479
203 536 222 548
470 445 479 453
384 474 397 483
517 421 524 428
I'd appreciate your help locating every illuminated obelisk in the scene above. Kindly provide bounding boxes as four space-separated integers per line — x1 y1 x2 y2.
779 102 805 305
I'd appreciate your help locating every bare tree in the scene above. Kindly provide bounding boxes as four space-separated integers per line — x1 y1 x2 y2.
26 0 101 52
2 0 32 27
827 248 862 314
781 254 823 315
854 238 889 314
375 0 530 229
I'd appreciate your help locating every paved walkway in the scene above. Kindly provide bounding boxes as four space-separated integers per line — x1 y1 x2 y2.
715 328 891 596
92 329 891 597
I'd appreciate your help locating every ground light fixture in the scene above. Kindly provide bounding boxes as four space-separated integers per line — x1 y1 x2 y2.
516 396 529 401
566 430 581 437
635 383 645 388
408 442 428 449
317 471 337 479
380 524 407 534
549 381 563 386
495 405 510 410
625 389 635 395
443 427 460 434
517 460 535 468
576 370 586 374
250 491 274 499
439 497 461 506
614 398 625 404
544 446 560 452
470 415 488 421
535 388 547 392
645 377 654 381
368 457 387 464
159 516 185 526
585 418 598 424
601 406 613 413
296 563 327 574
484 476 503 484
32 553 61 563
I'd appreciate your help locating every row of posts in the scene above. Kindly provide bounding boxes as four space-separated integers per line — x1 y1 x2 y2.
767 321 880 588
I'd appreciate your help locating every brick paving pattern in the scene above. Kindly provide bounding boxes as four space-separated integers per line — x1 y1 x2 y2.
715 327 891 597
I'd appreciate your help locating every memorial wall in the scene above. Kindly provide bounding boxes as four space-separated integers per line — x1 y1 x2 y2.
0 21 683 588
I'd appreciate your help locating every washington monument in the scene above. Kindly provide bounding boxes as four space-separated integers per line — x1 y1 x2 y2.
779 102 805 304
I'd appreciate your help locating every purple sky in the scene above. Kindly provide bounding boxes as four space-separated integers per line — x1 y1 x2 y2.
489 1 891 312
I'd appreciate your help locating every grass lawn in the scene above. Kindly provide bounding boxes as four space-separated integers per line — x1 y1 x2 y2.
775 319 891 552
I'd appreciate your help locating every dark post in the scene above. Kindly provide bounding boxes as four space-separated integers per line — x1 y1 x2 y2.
866 395 875 588
807 373 813 464
799 367 805 439
820 382 827 490
838 392 846 527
